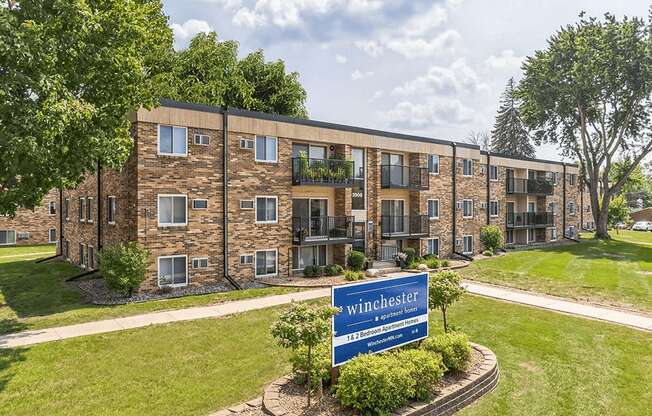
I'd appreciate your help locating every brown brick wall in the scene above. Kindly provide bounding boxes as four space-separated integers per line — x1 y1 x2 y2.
455 155 485 254
0 188 59 246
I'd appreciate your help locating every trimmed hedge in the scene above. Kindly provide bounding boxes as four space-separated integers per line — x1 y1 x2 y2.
289 341 331 389
347 250 367 271
344 270 365 281
422 332 472 372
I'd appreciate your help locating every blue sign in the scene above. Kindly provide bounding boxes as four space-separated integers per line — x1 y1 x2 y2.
331 273 429 367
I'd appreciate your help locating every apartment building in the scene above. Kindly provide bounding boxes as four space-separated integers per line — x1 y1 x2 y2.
58 100 593 292
0 188 60 247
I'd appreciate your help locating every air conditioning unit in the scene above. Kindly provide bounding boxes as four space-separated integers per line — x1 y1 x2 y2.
456 201 463 209
17 232 29 240
455 238 462 246
479 202 487 209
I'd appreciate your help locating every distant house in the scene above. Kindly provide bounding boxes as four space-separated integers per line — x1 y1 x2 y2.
631 207 652 223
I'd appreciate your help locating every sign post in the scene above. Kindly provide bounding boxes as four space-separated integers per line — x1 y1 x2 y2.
331 273 429 368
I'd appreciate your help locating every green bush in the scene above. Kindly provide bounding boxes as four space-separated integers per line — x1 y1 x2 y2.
441 259 450 267
324 264 344 276
303 265 324 278
347 250 367 271
97 242 148 296
402 248 416 265
396 349 445 401
425 257 440 269
480 225 503 252
482 249 493 257
290 341 331 389
336 354 414 415
344 270 365 281
422 332 472 372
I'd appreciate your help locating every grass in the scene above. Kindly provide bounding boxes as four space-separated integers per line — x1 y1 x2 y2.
0 245 298 335
0 295 649 415
461 230 652 313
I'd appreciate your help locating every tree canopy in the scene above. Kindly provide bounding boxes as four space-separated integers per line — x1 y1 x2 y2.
491 78 536 158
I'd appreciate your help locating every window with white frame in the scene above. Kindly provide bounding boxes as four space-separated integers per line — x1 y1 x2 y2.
551 227 557 241
239 254 254 265
255 196 277 223
48 201 56 215
255 135 277 162
427 199 439 219
87 197 94 223
108 196 116 224
506 230 514 244
88 246 95 269
426 238 439 257
528 228 535 242
292 245 327 270
192 257 209 268
428 155 439 174
158 255 188 286
489 165 498 181
158 125 187 156
548 202 556 214
463 235 473 254
568 201 576 215
462 159 473 176
569 174 577 186
79 197 85 222
158 195 187 226
255 249 277 277
48 228 57 243
240 137 254 150
64 198 70 221
462 200 473 218
0 230 16 245
193 134 210 146
192 199 208 209
489 200 499 217
240 200 254 210
568 226 576 238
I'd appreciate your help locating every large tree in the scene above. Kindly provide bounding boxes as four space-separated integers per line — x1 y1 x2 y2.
0 0 173 215
491 78 536 158
171 32 308 118
518 12 652 239
466 130 492 151
610 160 652 208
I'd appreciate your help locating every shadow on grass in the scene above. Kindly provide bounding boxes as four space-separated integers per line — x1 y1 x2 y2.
0 346 27 393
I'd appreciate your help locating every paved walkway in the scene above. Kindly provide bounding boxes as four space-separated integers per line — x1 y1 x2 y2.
1 280 650 349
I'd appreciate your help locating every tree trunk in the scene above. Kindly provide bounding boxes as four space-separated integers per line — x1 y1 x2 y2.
441 307 448 333
307 345 312 408
594 205 610 240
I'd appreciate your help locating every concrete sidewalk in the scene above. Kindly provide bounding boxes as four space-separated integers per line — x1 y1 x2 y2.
1 280 650 349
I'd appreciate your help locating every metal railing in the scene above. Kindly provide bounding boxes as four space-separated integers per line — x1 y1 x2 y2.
506 178 554 195
380 215 429 238
292 216 354 245
292 157 354 187
506 212 554 228
377 244 398 261
380 165 429 190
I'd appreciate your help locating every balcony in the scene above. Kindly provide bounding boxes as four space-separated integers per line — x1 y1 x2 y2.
292 216 354 245
506 212 555 228
292 157 354 187
380 165 429 190
506 178 554 195
381 215 429 239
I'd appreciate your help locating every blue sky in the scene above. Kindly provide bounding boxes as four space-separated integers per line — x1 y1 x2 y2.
163 0 650 162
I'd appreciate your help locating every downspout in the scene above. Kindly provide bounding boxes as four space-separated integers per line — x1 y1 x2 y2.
59 187 64 255
451 143 457 256
562 163 567 238
97 161 102 251
222 109 241 290
486 152 490 225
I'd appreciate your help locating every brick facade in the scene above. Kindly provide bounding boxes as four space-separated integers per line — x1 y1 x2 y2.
0 188 59 246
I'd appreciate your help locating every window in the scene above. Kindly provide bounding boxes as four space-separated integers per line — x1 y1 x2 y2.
255 196 277 223
240 200 254 210
255 135 277 162
426 238 439 257
158 125 187 156
239 254 254 265
64 199 70 221
463 235 473 255
551 227 557 241
489 165 498 181
569 174 577 186
292 245 327 270
239 137 254 150
193 134 210 146
548 202 556 213
255 249 277 277
506 230 514 244
568 201 576 215
586 205 591 212
79 243 85 268
427 199 439 219
87 197 94 223
0 230 16 245
428 155 439 174
568 226 576 239
88 246 95 269
489 200 499 217
158 255 188 287
158 195 187 226
462 200 473 218
462 159 473 176
48 201 56 215
192 257 209 269
108 196 116 224
351 148 366 210
48 228 57 243
192 199 208 209
528 228 535 243
79 198 85 222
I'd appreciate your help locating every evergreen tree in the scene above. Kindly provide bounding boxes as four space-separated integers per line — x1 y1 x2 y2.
491 78 536 158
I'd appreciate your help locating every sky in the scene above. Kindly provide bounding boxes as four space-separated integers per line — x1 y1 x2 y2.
163 0 651 162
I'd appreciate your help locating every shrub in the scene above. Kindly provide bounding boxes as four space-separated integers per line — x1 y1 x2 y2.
422 332 472 372
480 225 503 252
402 248 416 264
324 264 344 276
290 341 331 389
429 271 466 332
425 257 440 269
97 242 148 296
336 353 414 415
482 249 493 257
347 250 367 271
396 349 445 401
440 259 450 267
303 265 324 278
344 270 365 281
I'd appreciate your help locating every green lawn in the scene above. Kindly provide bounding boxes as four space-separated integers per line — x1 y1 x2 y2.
0 295 649 416
461 230 652 313
0 245 297 335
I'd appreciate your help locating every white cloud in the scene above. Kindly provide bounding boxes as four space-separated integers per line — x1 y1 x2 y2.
484 49 524 71
385 29 461 59
351 69 374 80
399 4 448 38
369 90 385 102
171 19 213 47
232 7 267 28
392 59 486 96
335 54 348 64
195 0 242 10
355 40 384 57
385 98 475 129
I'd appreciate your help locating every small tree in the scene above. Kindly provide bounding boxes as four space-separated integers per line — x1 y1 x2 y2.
480 225 503 253
608 195 631 234
97 242 149 297
270 303 339 407
428 271 466 332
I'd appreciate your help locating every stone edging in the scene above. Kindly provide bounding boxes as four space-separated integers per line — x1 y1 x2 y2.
262 342 499 416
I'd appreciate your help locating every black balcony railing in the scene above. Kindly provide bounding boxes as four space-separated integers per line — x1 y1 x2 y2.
377 244 398 261
292 157 354 187
380 215 429 239
506 212 554 228
380 165 429 190
506 178 554 195
292 216 354 245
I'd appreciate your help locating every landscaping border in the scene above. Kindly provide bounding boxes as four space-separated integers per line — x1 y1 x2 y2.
262 342 499 416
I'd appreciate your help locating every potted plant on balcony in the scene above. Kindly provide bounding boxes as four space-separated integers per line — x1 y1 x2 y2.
393 252 408 268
